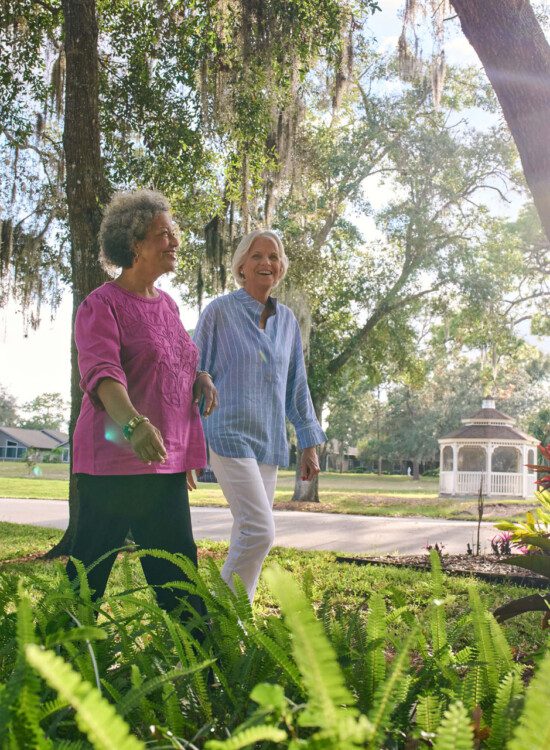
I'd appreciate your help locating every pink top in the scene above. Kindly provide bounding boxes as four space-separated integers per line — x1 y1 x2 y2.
73 281 206 475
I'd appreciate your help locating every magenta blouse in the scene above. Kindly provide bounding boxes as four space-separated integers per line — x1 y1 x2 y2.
72 281 206 475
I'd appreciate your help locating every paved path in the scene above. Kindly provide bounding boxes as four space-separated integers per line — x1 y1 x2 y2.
0 497 499 555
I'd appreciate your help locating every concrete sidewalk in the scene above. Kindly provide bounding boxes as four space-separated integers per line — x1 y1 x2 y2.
0 497 499 555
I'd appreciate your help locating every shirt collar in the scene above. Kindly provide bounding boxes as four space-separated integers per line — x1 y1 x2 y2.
234 287 278 313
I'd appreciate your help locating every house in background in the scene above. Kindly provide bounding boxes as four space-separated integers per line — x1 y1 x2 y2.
323 439 359 472
0 426 70 462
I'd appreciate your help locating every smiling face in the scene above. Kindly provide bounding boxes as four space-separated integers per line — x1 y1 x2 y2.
240 236 282 297
134 211 180 278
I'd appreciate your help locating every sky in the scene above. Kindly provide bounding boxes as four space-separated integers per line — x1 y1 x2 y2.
1 2 548 412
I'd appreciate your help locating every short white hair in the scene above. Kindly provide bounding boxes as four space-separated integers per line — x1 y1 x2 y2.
231 230 289 288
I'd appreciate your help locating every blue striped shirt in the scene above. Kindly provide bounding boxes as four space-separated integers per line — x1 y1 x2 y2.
193 288 326 467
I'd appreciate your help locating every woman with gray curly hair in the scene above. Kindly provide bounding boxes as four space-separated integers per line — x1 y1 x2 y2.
193 229 325 602
67 188 217 620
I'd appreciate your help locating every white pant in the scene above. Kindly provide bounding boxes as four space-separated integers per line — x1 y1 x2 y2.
210 450 278 601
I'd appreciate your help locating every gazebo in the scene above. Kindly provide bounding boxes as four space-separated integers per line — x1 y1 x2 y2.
438 397 539 498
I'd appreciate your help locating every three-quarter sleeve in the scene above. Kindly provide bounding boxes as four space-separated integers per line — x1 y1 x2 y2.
193 304 217 374
75 294 128 408
285 319 326 449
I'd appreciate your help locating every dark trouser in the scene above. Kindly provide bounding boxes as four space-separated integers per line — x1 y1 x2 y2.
66 473 203 620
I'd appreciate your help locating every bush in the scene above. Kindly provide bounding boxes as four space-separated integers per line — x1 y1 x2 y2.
1 550 549 748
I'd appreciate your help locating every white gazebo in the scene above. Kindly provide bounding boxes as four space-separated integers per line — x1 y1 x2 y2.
438 397 539 498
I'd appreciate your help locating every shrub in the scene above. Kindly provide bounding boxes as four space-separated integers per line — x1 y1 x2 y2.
0 550 549 748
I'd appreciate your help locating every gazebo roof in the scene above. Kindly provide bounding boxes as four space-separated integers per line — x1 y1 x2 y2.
464 407 514 424
438 397 538 445
441 424 530 441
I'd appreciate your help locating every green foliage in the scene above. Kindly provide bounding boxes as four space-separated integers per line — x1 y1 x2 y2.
25 644 145 750
0 548 550 748
432 701 474 750
19 392 68 430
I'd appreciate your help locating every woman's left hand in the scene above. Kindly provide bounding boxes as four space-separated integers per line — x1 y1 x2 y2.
301 446 320 481
187 469 203 491
193 373 218 417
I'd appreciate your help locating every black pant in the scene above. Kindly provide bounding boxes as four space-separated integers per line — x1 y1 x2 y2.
66 473 203 619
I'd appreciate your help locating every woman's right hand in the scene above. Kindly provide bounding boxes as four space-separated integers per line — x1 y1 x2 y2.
130 420 167 464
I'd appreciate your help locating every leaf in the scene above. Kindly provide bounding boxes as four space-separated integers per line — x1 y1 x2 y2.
25 644 145 750
508 650 550 750
417 693 442 734
204 725 287 749
486 670 523 750
502 554 550 580
264 564 357 730
433 701 474 750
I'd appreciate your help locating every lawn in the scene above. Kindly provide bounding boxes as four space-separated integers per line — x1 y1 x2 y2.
0 520 545 655
0 462 535 521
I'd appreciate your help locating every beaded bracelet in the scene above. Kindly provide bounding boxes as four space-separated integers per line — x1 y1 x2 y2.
122 415 150 441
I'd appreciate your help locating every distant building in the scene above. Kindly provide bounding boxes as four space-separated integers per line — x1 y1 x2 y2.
0 426 70 463
323 439 359 472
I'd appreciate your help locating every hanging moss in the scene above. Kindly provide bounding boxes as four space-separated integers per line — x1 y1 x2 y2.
0 219 13 275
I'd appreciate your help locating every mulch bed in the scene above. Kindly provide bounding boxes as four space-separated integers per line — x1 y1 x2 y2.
336 554 549 589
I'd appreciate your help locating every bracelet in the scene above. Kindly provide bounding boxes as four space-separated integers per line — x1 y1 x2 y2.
122 415 150 441
196 370 213 380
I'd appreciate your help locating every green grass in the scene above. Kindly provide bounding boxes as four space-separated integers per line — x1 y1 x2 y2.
0 520 545 655
0 463 534 521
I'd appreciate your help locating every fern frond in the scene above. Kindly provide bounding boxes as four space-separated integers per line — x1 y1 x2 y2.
486 670 523 750
367 628 416 749
507 649 550 750
264 564 356 730
417 693 443 734
25 644 145 750
204 725 287 749
468 587 499 694
461 664 485 710
433 701 474 750
249 628 302 689
160 611 214 721
39 697 69 720
117 663 212 717
363 593 386 709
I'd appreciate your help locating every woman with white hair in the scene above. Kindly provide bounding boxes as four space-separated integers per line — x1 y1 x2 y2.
193 229 326 601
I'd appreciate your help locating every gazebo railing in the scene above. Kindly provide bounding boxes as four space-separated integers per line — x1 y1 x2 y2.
441 471 524 496
457 471 487 495
490 472 523 496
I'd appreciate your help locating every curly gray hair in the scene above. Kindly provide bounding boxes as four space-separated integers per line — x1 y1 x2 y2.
99 189 171 269
231 229 289 288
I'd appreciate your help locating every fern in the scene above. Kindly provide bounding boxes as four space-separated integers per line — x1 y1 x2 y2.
507 649 550 750
486 670 523 750
160 611 214 721
433 701 474 750
367 628 415 749
428 550 448 657
363 593 386 710
264 564 356 730
204 725 287 749
249 628 302 690
25 644 145 750
417 692 443 735
468 587 499 695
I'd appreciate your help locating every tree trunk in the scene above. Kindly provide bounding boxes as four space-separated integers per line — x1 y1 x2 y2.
412 458 420 481
451 0 550 243
45 0 109 558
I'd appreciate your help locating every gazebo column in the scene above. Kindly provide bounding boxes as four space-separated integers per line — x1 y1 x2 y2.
522 444 530 499
452 442 458 496
486 442 492 497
